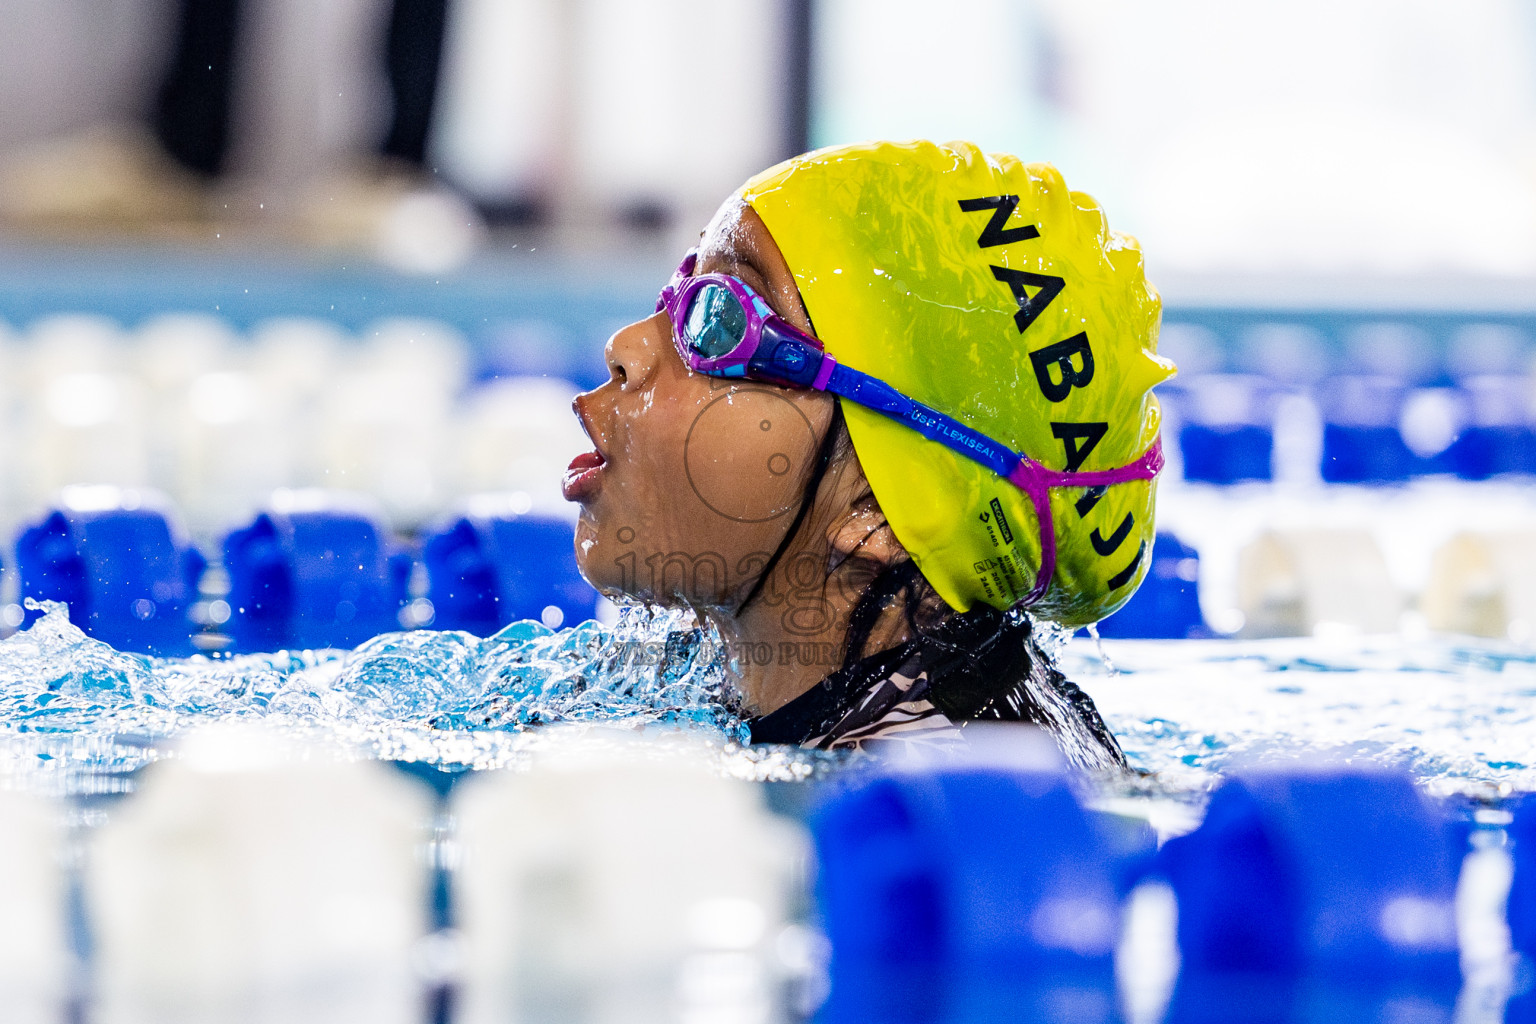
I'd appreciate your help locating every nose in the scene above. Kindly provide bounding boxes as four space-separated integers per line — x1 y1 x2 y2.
599 312 667 393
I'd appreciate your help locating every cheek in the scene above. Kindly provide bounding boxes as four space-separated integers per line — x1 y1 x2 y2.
680 389 818 524
574 383 822 605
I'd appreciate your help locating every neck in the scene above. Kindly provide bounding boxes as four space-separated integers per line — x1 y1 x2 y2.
701 549 912 718
701 581 842 717
699 408 913 715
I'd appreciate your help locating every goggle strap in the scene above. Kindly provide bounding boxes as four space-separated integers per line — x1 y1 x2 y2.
824 358 1162 607
1009 439 1165 492
1009 437 1164 606
822 355 1161 607
810 352 837 391
821 363 1020 479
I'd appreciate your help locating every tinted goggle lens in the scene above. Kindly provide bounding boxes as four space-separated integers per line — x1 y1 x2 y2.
682 283 748 359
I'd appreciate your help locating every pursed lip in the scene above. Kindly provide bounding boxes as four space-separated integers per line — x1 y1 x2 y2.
563 398 608 503
562 449 606 502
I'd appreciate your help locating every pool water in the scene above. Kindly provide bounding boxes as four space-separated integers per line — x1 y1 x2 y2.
0 600 762 794
1073 632 1536 804
0 598 1531 806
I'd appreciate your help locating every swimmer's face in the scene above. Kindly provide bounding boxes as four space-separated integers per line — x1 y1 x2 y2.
566 199 838 608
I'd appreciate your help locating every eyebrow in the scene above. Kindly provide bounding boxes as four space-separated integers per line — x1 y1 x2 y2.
699 237 813 331
700 248 773 307
731 257 773 299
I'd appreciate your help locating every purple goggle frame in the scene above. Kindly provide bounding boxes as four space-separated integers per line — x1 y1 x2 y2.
657 251 1163 606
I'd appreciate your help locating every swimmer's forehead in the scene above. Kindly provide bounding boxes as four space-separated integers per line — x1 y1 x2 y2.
693 198 814 336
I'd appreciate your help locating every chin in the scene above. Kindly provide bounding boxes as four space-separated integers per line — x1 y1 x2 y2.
571 519 641 602
571 517 607 586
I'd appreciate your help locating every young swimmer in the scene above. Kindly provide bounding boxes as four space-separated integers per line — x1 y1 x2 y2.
563 140 1174 769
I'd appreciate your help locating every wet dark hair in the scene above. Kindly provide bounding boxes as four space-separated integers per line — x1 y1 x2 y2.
839 557 1125 771
741 403 1125 770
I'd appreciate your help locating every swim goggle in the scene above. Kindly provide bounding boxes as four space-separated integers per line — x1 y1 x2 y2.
656 251 1164 606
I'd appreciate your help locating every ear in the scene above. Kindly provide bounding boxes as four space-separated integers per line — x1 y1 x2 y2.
828 489 907 569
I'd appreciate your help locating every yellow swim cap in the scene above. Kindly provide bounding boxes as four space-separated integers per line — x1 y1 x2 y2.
741 140 1174 625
